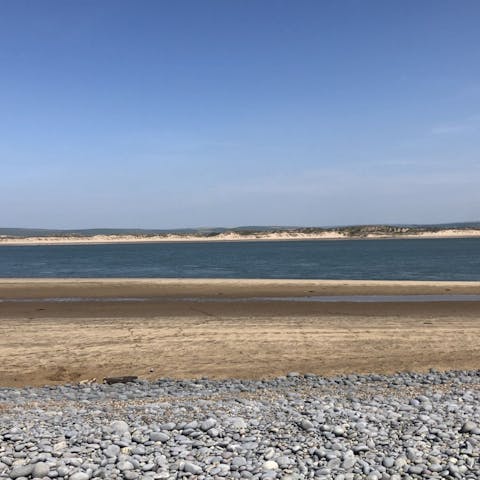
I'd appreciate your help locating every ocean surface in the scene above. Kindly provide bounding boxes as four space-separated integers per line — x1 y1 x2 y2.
0 238 479 280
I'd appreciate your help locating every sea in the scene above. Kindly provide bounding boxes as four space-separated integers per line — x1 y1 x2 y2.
0 237 479 280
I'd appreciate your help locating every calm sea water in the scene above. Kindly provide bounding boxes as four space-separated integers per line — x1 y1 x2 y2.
0 238 479 280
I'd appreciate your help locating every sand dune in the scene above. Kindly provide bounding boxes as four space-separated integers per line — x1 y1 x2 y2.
1 228 480 245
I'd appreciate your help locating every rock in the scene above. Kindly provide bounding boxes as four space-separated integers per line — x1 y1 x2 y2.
32 462 50 478
263 461 279 470
264 447 275 460
118 461 134 471
227 417 248 431
408 464 424 475
341 450 355 469
382 457 395 468
200 418 217 431
104 444 120 457
57 466 70 477
160 422 176 431
150 432 170 442
69 473 91 480
53 440 68 453
110 420 129 435
231 457 247 468
124 472 139 480
183 462 203 474
460 421 478 433
299 419 314 431
352 445 369 453
9 464 34 479
276 456 293 468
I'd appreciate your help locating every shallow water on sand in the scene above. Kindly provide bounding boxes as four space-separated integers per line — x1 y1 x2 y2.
2 294 480 303
183 294 480 303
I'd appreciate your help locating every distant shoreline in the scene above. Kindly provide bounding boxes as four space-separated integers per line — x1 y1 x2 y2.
1 228 480 245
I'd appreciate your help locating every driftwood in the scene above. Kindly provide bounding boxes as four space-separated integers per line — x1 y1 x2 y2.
103 376 138 385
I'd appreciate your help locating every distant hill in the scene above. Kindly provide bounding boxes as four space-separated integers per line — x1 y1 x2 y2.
0 226 293 238
400 222 480 229
0 227 202 237
1 222 479 238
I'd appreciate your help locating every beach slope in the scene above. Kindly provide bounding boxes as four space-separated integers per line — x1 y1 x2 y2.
1 279 479 387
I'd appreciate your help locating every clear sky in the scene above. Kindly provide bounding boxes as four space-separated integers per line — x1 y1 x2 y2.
1 0 479 228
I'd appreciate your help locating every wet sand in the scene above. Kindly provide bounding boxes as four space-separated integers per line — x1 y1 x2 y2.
1 279 480 387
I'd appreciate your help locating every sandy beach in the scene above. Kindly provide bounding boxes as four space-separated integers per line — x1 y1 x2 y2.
1 228 480 245
1 279 479 387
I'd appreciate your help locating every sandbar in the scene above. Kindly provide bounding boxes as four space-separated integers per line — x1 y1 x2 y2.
1 279 479 387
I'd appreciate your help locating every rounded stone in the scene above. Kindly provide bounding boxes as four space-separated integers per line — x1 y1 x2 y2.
184 462 203 475
104 445 120 458
263 461 279 470
69 473 91 480
9 464 34 479
382 457 395 468
460 421 477 433
118 461 134 471
300 419 314 431
232 457 247 468
32 462 50 478
200 418 217 431
110 420 129 435
150 432 170 442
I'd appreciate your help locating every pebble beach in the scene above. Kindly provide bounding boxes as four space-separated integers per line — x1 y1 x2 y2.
1 371 479 479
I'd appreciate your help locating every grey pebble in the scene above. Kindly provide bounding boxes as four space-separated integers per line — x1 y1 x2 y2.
68 473 90 480
1 370 479 480
32 462 50 478
149 432 170 442
183 462 203 474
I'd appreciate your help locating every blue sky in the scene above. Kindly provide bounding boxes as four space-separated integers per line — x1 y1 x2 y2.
1 0 479 228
